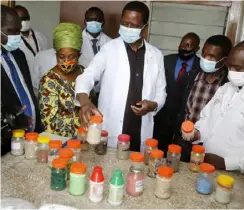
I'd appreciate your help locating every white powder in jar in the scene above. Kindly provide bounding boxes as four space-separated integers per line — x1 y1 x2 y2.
154 176 172 199
87 125 101 145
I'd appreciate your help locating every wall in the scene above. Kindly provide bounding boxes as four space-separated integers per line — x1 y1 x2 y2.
17 1 60 48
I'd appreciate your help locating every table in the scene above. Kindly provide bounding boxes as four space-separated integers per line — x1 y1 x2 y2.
1 148 244 209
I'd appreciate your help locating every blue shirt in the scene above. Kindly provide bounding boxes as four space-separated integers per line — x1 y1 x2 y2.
174 56 195 80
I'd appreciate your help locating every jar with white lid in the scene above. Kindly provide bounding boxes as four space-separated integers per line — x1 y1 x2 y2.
11 129 25 156
87 116 103 145
25 132 39 159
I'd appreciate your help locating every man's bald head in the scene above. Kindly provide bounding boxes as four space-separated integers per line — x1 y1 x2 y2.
227 41 244 73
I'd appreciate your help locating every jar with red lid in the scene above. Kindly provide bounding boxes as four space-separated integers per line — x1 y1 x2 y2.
59 148 73 180
117 134 130 160
148 149 164 178
67 140 81 162
77 126 89 151
166 144 182 172
87 116 103 145
48 140 62 167
189 145 205 172
24 132 39 159
144 138 158 165
95 130 108 155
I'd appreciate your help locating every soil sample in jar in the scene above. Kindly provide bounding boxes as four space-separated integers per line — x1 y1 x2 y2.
117 134 131 160
25 132 39 159
37 136 50 163
77 126 89 151
95 130 108 155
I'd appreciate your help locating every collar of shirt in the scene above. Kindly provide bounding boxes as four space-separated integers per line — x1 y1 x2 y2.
86 31 102 42
124 39 145 51
21 29 33 39
176 55 195 72
196 68 226 84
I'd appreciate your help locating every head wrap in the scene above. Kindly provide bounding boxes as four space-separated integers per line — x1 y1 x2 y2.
53 22 82 51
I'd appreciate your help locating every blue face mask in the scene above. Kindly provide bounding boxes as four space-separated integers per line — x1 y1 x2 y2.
1 32 21 52
119 25 143 44
86 21 102 34
200 55 224 73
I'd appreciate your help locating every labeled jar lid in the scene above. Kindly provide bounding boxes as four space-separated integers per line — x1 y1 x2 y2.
145 138 158 147
12 129 25 138
90 166 105 182
49 140 62 149
59 148 73 159
192 145 205 154
37 136 50 144
158 166 173 178
181 120 194 133
130 152 144 162
67 140 81 149
70 162 86 174
78 126 88 134
217 175 234 188
91 116 103 124
52 158 67 169
168 144 182 154
150 149 164 158
101 130 108 137
118 134 130 142
200 163 215 173
25 132 38 141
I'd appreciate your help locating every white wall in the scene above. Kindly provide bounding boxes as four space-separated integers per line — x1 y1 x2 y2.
17 1 60 48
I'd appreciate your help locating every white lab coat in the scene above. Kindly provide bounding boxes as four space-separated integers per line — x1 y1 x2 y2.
75 37 167 152
195 82 244 173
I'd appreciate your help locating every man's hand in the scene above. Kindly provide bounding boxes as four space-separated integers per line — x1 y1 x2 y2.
131 100 157 116
204 153 226 170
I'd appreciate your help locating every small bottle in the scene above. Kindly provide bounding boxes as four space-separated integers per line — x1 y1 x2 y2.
37 136 50 163
11 129 25 156
126 152 145 197
215 175 234 204
59 148 74 180
77 126 89 151
196 163 215 195
24 132 38 159
69 162 87 196
108 169 124 206
181 120 194 139
87 116 103 145
144 138 158 165
89 166 105 203
48 140 62 167
117 134 131 160
148 149 164 178
155 166 174 199
95 130 108 155
67 140 81 162
166 144 182 172
189 145 205 172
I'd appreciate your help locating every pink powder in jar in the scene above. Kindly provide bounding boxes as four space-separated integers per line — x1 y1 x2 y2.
126 171 144 197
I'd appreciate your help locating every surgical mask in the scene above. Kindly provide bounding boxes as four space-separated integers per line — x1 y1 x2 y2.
21 20 31 32
119 25 143 44
200 56 224 73
1 32 21 51
178 49 195 60
58 60 78 73
228 70 244 87
86 21 102 34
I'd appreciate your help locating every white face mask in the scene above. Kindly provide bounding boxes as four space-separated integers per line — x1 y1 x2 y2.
200 56 224 73
21 20 31 32
228 70 244 87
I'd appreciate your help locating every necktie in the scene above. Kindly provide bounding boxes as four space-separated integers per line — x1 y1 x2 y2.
177 62 187 82
91 39 98 55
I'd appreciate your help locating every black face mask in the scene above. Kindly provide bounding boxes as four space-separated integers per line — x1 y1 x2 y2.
178 49 195 60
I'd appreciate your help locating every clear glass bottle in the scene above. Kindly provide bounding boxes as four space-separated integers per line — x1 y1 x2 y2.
59 148 74 180
189 145 205 172
11 129 25 156
87 116 103 145
117 134 131 160
95 130 108 155
144 138 158 165
77 126 89 151
24 132 38 159
166 144 182 172
48 140 62 167
37 136 50 163
51 158 67 191
67 140 81 162
148 149 164 178
181 120 195 139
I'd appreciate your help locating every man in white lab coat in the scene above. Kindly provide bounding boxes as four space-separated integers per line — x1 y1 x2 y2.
75 1 167 152
183 41 244 173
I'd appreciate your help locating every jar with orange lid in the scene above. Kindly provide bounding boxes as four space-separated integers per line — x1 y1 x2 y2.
59 148 74 180
24 132 38 159
11 129 25 156
196 163 215 195
51 158 67 191
144 138 158 165
148 149 164 178
67 140 81 162
189 145 205 172
87 116 103 145
69 162 87 196
181 120 195 140
77 126 89 151
37 136 50 163
166 144 182 172
126 152 145 197
48 140 62 167
155 166 174 199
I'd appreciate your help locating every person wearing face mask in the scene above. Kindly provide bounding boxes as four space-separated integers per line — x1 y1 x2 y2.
182 41 244 173
14 5 47 69
75 1 166 152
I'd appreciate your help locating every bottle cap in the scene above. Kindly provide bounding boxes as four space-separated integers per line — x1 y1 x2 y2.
59 148 73 159
192 145 205 154
70 162 86 174
67 140 81 149
52 158 67 169
118 134 130 142
217 174 234 188
101 130 108 137
91 116 103 124
200 163 215 173
12 129 25 138
25 132 38 141
130 152 144 162
37 136 50 144
181 120 194 133
78 126 87 134
49 140 62 149
145 138 158 147
150 149 164 158
158 166 173 178
168 144 182 154
90 166 105 182
110 169 124 186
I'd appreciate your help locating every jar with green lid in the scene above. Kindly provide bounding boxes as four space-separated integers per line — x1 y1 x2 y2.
25 132 39 159
37 136 50 163
11 129 25 156
51 158 67 191
59 148 73 180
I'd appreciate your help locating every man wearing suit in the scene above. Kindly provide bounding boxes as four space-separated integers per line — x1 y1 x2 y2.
1 6 41 155
154 32 200 153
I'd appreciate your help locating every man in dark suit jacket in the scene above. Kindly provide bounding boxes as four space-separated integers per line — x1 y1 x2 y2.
153 32 200 153
1 5 41 155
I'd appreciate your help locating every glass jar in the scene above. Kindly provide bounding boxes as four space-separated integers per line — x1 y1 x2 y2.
11 129 25 156
67 140 81 162
69 162 87 196
117 134 130 160
148 149 164 178
95 130 108 155
189 145 205 172
196 163 215 195
48 140 62 167
24 132 38 159
215 175 234 204
77 126 89 151
181 120 195 139
155 166 173 199
51 158 67 191
144 138 158 165
59 148 73 180
126 152 145 197
166 144 182 172
87 116 103 145
37 136 50 163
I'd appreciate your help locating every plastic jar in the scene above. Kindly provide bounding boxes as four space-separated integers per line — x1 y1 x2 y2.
181 120 194 139
37 136 50 163
48 140 62 167
215 175 234 204
196 163 215 195
67 140 81 162
189 145 205 172
77 126 89 151
59 148 73 180
50 158 67 191
117 134 131 160
11 129 25 156
69 162 87 196
155 166 174 199
24 132 38 159
144 138 158 165
166 144 182 172
87 116 103 145
95 130 108 155
148 149 164 178
126 152 145 197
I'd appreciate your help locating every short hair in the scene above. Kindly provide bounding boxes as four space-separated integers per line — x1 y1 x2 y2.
14 5 29 15
183 32 200 46
1 5 19 28
122 1 149 25
85 7 104 21
205 35 232 57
